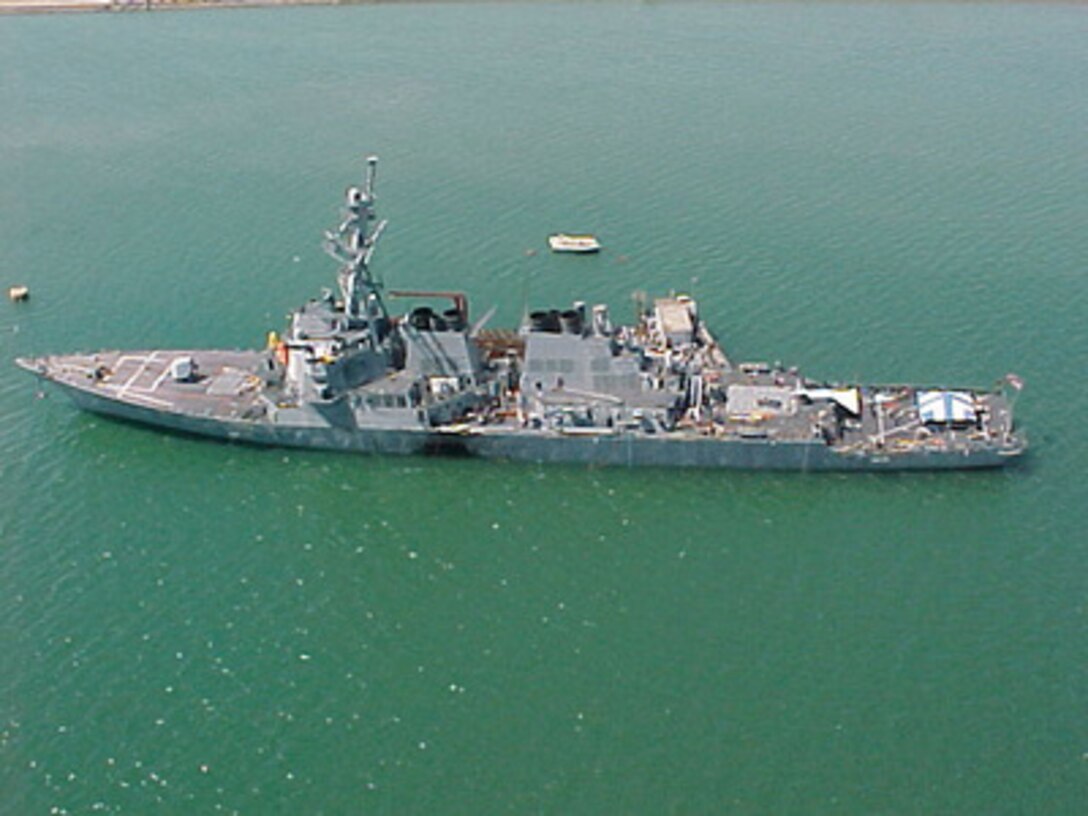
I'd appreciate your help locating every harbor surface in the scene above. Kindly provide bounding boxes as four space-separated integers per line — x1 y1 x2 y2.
2 3 1087 813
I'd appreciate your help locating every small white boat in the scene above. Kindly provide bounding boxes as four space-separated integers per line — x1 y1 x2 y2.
548 233 601 253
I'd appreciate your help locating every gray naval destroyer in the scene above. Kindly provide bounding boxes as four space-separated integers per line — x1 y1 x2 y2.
18 158 1027 471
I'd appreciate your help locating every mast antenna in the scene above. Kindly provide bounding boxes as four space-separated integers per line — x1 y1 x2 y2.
322 155 388 318
364 154 378 200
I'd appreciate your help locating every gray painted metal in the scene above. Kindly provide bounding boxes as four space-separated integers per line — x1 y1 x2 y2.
16 160 1027 471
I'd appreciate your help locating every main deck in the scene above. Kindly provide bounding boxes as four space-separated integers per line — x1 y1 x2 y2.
20 349 274 422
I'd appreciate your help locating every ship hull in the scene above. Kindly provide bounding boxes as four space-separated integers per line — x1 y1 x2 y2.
461 431 1015 471
58 379 432 456
49 376 1019 472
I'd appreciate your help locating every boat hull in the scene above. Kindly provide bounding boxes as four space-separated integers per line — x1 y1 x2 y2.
47 375 1021 472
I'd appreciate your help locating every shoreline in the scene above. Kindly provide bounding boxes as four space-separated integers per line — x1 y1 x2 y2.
0 0 373 13
1 0 1079 15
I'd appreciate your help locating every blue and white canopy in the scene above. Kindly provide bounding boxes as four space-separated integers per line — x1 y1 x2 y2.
916 390 977 424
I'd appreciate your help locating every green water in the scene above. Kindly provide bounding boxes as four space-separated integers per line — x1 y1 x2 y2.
2 3 1086 812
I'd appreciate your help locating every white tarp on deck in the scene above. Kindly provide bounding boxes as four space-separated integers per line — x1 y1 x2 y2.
800 387 861 416
916 390 977 424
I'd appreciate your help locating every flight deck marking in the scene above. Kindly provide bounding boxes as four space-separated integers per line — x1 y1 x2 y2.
117 353 160 399
124 391 173 409
149 366 172 393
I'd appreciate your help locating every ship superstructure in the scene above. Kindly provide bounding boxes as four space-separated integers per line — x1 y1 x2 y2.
17 159 1026 470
